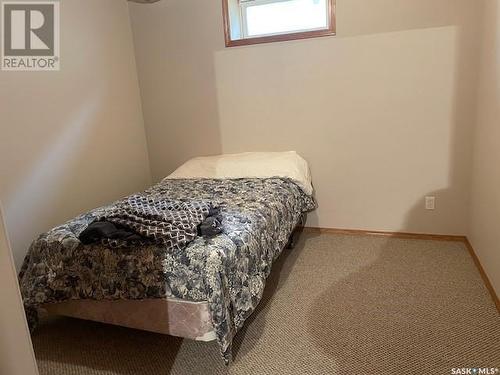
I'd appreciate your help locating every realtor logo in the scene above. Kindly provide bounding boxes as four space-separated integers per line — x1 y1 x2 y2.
1 1 60 71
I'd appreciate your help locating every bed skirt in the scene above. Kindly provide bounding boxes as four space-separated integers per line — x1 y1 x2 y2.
41 297 216 341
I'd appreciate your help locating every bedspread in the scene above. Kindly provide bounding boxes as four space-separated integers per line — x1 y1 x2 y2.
18 178 316 363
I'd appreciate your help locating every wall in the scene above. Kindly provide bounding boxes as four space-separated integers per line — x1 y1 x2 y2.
129 0 482 234
0 205 39 375
0 0 152 269
469 0 500 295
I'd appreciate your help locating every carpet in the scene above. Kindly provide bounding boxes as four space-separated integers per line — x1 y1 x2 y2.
32 232 500 374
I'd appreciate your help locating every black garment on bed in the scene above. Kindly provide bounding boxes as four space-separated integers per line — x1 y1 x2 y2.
198 208 224 238
79 221 144 245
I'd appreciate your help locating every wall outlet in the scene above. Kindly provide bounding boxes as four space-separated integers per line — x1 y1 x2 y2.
425 196 436 210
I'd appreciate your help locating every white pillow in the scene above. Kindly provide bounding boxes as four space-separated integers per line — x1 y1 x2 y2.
165 151 313 196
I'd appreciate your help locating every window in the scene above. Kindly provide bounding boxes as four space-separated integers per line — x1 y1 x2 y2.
223 0 336 47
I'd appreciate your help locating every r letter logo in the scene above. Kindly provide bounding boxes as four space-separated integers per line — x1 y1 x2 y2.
2 1 60 71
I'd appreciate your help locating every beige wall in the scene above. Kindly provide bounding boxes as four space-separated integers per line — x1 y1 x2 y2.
129 0 482 234
469 0 500 295
0 0 152 269
0 205 38 375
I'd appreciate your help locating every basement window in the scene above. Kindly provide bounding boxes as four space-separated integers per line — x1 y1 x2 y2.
223 0 336 47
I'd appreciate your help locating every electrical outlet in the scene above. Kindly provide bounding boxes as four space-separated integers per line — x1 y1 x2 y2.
425 196 436 210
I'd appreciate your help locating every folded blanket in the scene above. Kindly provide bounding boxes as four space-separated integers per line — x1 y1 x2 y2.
79 195 219 249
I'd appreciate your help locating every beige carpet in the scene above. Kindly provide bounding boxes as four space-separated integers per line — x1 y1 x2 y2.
33 232 500 375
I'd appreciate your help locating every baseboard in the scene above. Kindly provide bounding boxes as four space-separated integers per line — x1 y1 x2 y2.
463 239 500 314
303 227 466 242
303 227 500 313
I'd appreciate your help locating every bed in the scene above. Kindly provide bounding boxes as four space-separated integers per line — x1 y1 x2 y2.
19 151 316 363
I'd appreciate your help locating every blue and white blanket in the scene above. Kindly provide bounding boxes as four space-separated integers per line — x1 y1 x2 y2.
19 178 316 363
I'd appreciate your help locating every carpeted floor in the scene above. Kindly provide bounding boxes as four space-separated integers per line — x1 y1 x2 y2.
32 232 500 375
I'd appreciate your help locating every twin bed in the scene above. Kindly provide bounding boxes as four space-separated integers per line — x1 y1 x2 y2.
19 151 316 363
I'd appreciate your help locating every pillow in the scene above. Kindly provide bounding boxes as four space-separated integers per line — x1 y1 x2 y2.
165 151 313 196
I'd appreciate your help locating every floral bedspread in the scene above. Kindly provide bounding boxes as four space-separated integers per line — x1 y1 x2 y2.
19 178 316 363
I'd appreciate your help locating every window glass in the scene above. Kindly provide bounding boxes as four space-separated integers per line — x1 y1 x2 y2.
244 0 329 37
